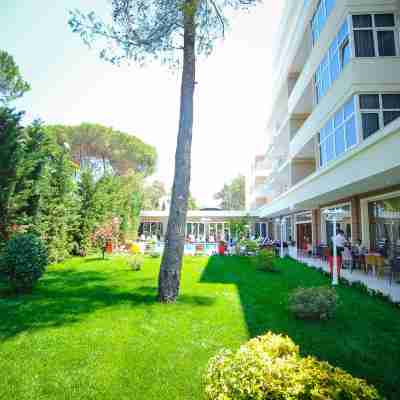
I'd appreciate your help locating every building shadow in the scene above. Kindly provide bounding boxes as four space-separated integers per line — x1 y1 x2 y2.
200 255 400 400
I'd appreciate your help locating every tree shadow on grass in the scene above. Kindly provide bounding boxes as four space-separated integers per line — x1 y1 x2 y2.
200 255 400 400
0 268 214 342
83 257 110 263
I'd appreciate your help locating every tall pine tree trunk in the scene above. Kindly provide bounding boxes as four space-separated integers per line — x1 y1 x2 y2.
158 1 196 303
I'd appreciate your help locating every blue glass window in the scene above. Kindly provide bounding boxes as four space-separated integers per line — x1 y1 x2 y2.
335 126 346 156
344 98 355 118
311 0 337 45
314 21 350 104
319 96 358 167
345 116 357 147
326 135 335 162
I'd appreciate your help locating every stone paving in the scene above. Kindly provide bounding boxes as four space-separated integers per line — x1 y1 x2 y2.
293 252 400 303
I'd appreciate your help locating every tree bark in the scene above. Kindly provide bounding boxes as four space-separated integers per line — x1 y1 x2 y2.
158 1 196 303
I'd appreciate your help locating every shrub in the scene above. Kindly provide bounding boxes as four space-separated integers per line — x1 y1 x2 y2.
289 286 337 320
127 254 144 271
240 239 258 254
204 332 382 400
257 249 278 272
0 234 48 293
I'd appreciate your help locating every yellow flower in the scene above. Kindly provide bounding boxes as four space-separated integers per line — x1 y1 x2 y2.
130 243 141 254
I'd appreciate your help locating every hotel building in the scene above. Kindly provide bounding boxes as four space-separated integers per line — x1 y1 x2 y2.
255 0 400 258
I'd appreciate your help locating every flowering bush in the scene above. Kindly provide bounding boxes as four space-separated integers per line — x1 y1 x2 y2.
92 224 114 259
130 242 141 254
204 332 382 400
289 286 337 320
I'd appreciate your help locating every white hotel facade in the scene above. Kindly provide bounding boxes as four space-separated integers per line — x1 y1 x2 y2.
255 0 400 255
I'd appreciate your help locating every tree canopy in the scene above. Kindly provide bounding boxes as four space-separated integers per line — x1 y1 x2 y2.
46 123 157 177
214 174 245 210
0 50 30 103
69 0 258 66
142 180 167 210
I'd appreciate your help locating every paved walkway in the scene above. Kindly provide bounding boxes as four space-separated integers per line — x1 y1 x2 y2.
293 253 400 303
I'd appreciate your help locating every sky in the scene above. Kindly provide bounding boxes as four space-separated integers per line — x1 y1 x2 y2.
1 0 284 207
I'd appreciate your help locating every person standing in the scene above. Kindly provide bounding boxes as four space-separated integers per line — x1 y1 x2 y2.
333 229 346 256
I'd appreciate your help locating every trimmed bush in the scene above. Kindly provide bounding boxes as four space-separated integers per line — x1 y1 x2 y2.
204 332 382 400
0 234 48 293
257 249 278 272
289 286 337 320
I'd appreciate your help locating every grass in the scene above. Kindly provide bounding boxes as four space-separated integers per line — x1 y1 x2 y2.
0 255 399 399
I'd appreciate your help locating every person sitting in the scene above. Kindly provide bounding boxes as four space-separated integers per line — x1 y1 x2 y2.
353 239 367 256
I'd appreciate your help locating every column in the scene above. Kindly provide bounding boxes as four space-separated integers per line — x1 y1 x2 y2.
351 196 361 242
312 209 321 248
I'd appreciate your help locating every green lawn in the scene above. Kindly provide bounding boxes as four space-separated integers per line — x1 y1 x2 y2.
0 256 399 400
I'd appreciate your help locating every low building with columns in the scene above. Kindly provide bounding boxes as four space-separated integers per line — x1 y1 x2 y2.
139 209 269 241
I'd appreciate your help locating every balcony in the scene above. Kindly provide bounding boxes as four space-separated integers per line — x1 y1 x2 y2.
290 57 400 160
259 117 400 218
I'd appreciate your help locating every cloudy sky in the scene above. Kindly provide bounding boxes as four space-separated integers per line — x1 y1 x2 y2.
1 0 284 207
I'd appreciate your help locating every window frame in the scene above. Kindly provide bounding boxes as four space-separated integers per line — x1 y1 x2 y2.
352 13 399 58
313 19 350 105
359 93 400 139
318 96 358 168
311 0 336 45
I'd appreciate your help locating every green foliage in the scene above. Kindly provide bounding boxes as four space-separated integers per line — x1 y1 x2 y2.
240 239 258 254
0 110 79 262
204 332 382 400
0 109 57 244
0 50 30 103
188 192 198 210
214 175 245 210
142 180 166 210
257 249 278 272
68 0 258 66
0 233 48 293
0 107 25 242
229 215 251 239
46 123 157 177
32 141 79 263
289 287 338 320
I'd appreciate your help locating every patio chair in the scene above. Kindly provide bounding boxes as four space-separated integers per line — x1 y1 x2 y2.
374 255 386 278
390 257 400 285
364 254 376 275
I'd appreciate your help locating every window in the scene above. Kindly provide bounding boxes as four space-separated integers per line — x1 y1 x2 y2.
353 14 397 57
314 21 350 103
359 93 400 139
368 194 400 256
311 0 336 45
319 97 358 167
